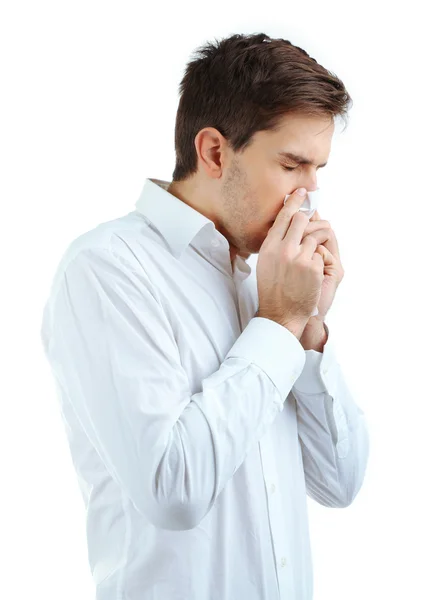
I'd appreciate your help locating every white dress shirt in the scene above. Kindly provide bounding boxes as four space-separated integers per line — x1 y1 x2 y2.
40 178 369 600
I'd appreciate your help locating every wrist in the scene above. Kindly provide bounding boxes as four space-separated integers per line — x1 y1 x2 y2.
300 317 328 351
255 311 308 340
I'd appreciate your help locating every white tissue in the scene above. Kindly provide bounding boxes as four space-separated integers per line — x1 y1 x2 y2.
284 188 322 318
284 187 321 220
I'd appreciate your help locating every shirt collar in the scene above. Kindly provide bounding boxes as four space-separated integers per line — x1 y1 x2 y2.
134 179 253 279
135 178 234 261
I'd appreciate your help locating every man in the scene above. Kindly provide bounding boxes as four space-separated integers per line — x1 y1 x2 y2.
40 32 369 600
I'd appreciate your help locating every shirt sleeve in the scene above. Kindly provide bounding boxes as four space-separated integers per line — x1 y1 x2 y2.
291 325 370 508
41 247 308 531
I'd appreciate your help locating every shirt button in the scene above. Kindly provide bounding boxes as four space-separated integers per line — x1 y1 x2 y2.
270 483 276 494
280 557 287 568
211 239 220 247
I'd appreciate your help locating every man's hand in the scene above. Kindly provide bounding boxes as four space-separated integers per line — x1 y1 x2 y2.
255 189 328 341
299 210 345 350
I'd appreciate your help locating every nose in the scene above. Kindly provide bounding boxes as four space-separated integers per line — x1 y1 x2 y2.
303 168 320 191
305 179 318 192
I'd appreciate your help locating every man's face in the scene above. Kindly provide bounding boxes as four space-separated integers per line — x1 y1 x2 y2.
217 113 334 256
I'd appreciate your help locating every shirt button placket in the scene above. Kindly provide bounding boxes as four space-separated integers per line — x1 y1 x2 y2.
260 437 290 596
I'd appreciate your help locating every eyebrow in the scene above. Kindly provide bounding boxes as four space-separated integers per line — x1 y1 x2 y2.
278 152 327 168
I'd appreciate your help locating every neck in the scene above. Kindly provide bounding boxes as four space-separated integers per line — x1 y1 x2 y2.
168 178 217 226
168 179 244 264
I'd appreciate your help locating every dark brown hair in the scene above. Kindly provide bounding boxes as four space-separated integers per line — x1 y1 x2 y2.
172 32 352 182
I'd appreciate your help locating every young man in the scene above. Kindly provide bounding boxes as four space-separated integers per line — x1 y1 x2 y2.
41 32 369 600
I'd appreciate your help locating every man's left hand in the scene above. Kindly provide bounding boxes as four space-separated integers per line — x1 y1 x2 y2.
303 210 345 322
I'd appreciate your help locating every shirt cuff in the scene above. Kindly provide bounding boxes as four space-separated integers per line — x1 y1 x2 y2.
225 317 307 399
292 322 340 396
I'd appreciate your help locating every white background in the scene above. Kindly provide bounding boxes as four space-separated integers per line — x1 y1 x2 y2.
1 1 425 598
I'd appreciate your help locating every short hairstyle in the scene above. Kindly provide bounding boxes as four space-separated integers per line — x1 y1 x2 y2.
172 32 352 182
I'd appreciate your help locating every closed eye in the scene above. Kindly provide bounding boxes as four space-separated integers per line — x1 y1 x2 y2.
282 164 324 172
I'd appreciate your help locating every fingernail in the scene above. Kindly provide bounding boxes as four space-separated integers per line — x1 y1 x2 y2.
297 188 307 196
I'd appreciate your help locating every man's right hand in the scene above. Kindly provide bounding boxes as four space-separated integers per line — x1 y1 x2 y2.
256 188 331 340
